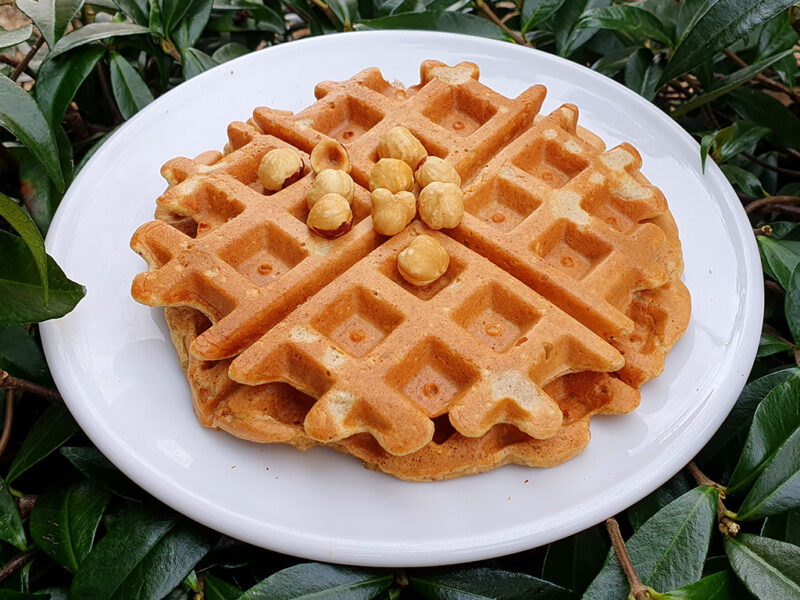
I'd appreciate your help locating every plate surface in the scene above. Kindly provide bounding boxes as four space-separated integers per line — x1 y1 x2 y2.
41 31 762 567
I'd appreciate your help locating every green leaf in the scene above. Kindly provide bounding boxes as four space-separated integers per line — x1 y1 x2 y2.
0 592 48 599
6 403 79 483
700 131 714 172
0 193 47 302
521 0 566 34
109 52 154 119
358 11 505 39
0 476 26 551
0 74 64 192
728 376 800 493
409 568 573 599
758 236 800 289
29 480 110 572
172 0 214 50
651 571 736 600
725 534 800 599
785 265 800 346
211 42 250 63
726 88 800 151
148 0 164 35
35 45 106 127
671 49 795 118
70 505 217 600
762 509 800 546
628 471 693 530
181 47 218 80
0 25 33 50
591 46 638 77
720 164 765 198
577 5 673 46
0 230 84 324
552 0 611 58
16 0 84 49
583 487 718 598
542 525 607 593
59 446 143 500
738 426 800 520
659 0 797 87
15 146 64 234
113 0 149 24
239 563 393 599
48 22 151 60
159 0 192 35
624 47 664 101
715 121 770 164
675 0 714 44
757 331 793 357
204 575 241 600
0 325 50 385
328 0 358 28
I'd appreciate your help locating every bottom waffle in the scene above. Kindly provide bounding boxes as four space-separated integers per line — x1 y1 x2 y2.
165 306 640 481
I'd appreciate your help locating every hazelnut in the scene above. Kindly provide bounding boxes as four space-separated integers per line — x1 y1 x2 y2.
415 156 461 187
371 188 416 236
258 148 304 192
369 158 413 193
397 235 450 286
377 126 427 169
307 169 354 209
418 182 464 229
310 138 351 173
307 193 353 239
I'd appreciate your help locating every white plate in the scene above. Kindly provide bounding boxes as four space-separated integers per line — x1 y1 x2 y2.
41 31 762 567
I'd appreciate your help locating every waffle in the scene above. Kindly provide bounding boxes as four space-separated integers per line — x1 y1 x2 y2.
132 60 690 479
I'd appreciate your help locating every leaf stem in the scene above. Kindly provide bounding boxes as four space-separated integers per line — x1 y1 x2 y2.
686 462 740 537
10 35 43 82
0 549 38 584
745 195 800 215
0 54 34 78
473 0 530 47
0 370 63 403
742 153 800 178
605 518 651 600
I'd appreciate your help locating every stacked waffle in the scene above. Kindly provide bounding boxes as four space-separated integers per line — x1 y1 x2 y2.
131 60 690 481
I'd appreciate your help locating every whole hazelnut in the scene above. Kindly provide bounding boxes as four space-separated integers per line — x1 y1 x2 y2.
258 148 304 192
371 188 416 236
369 158 414 193
307 193 353 239
307 169 355 209
377 126 427 169
397 235 450 286
415 156 461 187
418 182 464 229
310 138 351 173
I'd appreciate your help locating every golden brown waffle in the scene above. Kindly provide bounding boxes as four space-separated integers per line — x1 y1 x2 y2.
133 60 690 478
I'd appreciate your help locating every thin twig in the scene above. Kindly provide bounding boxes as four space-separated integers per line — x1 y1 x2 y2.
686 462 740 536
95 61 124 124
745 195 800 215
0 390 14 460
723 49 800 102
0 550 38 584
10 35 43 82
0 54 34 78
764 280 785 297
606 518 651 600
474 0 530 47
743 153 800 178
0 370 62 403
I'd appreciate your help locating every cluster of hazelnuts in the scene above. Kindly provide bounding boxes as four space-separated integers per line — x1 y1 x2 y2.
256 126 464 287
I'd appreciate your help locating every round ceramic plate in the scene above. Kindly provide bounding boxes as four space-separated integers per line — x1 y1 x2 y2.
41 31 762 567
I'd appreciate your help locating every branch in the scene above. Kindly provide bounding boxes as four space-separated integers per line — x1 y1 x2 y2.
743 153 800 178
0 54 34 78
745 195 800 215
0 549 38 584
723 49 800 102
686 461 740 536
10 36 43 82
606 518 651 600
474 0 530 47
0 389 15 460
0 370 63 403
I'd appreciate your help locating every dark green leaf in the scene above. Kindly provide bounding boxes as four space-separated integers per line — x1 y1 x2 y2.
700 131 714 172
0 74 64 192
172 0 214 50
628 471 693 530
204 575 240 600
148 0 164 35
15 146 63 234
0 476 26 551
35 45 106 127
59 446 143 500
0 592 47 599
109 52 154 119
624 47 664 101
181 47 218 80
762 509 800 546
159 0 192 35
583 487 718 598
0 230 84 324
358 11 505 39
6 402 79 483
48 22 151 60
651 571 736 600
721 164 765 198
70 505 217 600
542 525 606 593
738 426 800 520
0 25 33 50
729 376 800 493
29 480 110 572
521 0 566 34
591 46 638 76
659 0 797 86
552 0 611 57
410 568 573 599
713 121 770 164
675 0 714 43
757 11 797 59
0 325 50 385
577 5 673 46
757 331 793 357
725 534 800 599
785 265 800 346
758 236 800 289
113 0 149 25
211 42 250 63
328 0 358 27
726 87 800 154
16 0 84 48
239 563 392 599
0 193 47 302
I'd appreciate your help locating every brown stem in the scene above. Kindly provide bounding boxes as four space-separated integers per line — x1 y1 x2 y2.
743 153 800 178
723 49 800 102
0 390 14 460
0 370 63 403
474 0 530 47
686 462 740 537
0 54 34 78
0 550 38 584
95 62 124 124
10 36 43 82
606 518 651 600
764 280 785 297
16 495 36 520
745 195 800 215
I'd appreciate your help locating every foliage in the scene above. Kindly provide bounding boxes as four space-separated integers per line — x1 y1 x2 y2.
0 0 799 598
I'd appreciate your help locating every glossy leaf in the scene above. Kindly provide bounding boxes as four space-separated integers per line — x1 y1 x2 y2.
70 505 217 600
552 0 611 57
172 0 214 50
0 193 47 301
709 121 770 165
59 446 143 500
16 0 84 48
720 164 765 199
328 0 358 28
159 0 192 35
542 525 607 593
6 403 80 483
48 22 151 60
738 426 800 519
758 236 800 289
35 45 106 127
583 487 718 598
113 0 149 25
109 52 154 119
625 47 664 101
651 571 736 600
521 0 566 34
577 5 673 46
204 575 241 600
29 480 110 572
757 331 793 357
786 265 800 345
0 230 84 325
239 563 393 599
659 0 797 86
211 42 250 63
0 476 26 551
725 534 800 599
182 47 218 80
728 376 800 492
0 74 64 192
0 25 33 50
15 146 64 234
359 11 505 39
725 87 800 151
762 509 800 546
628 471 693 530
409 568 573 599
148 0 163 35
0 325 50 385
